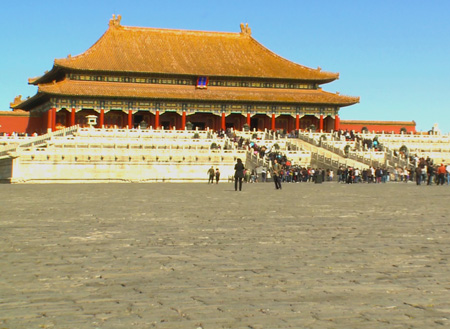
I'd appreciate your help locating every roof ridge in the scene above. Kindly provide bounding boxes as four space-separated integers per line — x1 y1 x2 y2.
120 24 242 37
109 14 244 37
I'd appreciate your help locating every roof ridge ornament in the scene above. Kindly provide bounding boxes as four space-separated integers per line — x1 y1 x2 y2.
10 95 23 108
240 23 251 36
109 14 122 27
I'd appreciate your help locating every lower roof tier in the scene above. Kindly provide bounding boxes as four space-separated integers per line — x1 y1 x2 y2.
15 79 359 110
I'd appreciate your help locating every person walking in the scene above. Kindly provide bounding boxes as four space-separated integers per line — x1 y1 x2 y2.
261 166 267 182
207 166 215 184
272 159 282 190
234 158 245 191
215 168 221 184
436 163 446 185
415 166 422 185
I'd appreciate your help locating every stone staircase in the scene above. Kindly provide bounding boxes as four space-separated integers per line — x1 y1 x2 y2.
294 131 416 171
290 137 369 170
0 126 246 183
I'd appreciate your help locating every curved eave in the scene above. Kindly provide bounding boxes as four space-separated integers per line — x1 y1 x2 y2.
29 66 64 85
10 93 47 111
28 76 41 84
53 64 339 85
38 79 359 107
53 61 340 85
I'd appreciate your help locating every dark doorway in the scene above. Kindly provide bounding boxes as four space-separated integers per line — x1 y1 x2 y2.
161 121 171 130
250 118 259 131
192 122 205 130
134 115 144 128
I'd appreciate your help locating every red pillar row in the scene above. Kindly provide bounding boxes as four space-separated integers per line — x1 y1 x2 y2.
43 109 334 132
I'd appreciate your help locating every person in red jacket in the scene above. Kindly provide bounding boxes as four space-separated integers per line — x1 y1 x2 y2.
436 163 447 185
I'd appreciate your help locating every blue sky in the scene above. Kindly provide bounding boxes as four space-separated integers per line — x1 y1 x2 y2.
1 0 450 133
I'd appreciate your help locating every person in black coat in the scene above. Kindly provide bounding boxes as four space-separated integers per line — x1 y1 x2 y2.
234 158 245 191
272 159 282 190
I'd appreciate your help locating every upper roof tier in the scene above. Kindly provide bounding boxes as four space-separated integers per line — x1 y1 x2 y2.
45 15 339 83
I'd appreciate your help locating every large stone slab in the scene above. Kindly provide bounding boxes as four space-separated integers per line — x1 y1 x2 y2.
1 182 449 328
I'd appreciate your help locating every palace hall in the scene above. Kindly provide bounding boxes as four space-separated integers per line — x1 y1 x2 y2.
10 15 359 133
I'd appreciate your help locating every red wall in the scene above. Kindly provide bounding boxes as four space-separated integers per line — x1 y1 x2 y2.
0 111 45 135
339 120 416 134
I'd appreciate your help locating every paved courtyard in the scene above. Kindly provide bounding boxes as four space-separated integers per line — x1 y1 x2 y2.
1 181 449 328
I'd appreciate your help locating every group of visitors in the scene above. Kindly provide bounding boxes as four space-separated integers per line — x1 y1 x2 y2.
333 130 385 152
337 129 357 141
337 166 391 184
207 166 220 184
267 165 330 183
413 157 450 185
223 129 450 189
232 159 450 189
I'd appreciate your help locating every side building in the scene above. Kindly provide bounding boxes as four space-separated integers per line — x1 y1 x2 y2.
9 15 359 134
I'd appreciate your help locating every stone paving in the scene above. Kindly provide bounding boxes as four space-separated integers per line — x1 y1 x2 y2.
0 182 449 329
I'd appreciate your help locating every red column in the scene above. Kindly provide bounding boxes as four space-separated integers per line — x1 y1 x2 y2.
221 112 226 130
51 108 56 132
70 108 76 126
181 111 186 130
99 109 105 128
47 110 52 132
334 115 340 131
271 114 276 131
247 113 251 126
295 114 300 130
127 110 133 128
155 110 160 129
319 114 324 132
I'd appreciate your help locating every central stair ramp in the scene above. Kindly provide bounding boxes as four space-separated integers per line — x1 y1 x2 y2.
293 132 371 170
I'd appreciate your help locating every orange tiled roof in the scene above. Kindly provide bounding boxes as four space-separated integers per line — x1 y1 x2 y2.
52 19 338 82
37 79 359 106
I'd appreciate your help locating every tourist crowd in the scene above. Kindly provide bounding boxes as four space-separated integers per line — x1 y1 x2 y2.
237 157 450 186
221 130 450 186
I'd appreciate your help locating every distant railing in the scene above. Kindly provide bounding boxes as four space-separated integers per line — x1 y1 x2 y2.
0 125 79 158
76 126 215 139
18 147 248 162
48 137 232 151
